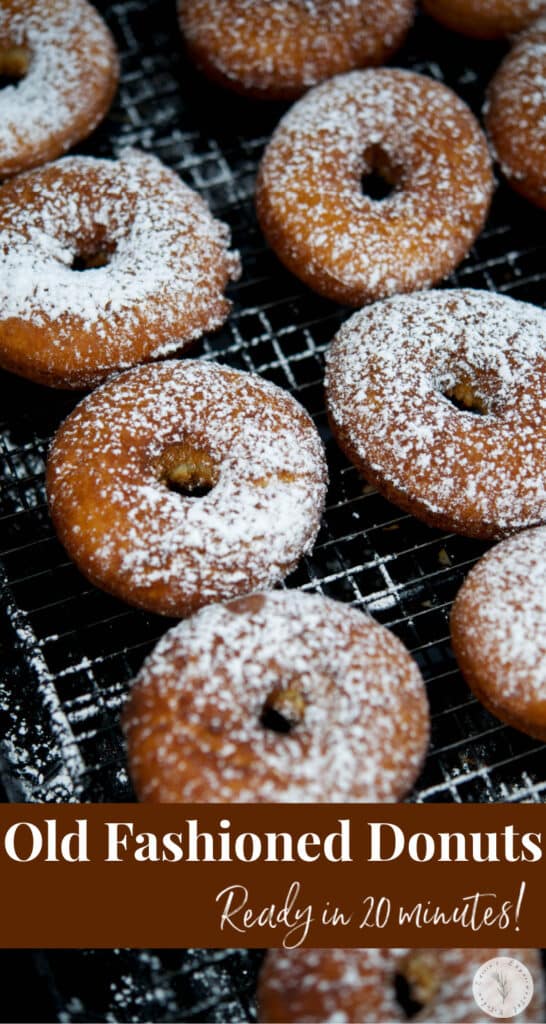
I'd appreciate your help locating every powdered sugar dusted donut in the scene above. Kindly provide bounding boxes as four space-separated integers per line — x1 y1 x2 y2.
47 361 327 617
123 590 429 802
325 289 546 538
451 527 546 740
256 69 493 306
0 151 240 388
0 0 119 178
258 948 545 1022
486 18 546 209
178 0 415 101
422 0 546 38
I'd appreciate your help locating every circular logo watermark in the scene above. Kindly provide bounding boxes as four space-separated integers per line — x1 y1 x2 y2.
473 957 534 1019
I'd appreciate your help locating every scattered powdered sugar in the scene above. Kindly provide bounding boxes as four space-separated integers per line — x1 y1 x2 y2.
47 360 327 616
178 0 414 98
452 527 546 703
325 288 546 537
485 17 546 204
123 590 429 802
0 0 118 175
258 947 544 1023
256 68 492 304
0 149 241 386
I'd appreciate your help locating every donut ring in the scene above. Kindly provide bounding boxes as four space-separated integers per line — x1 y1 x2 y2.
123 590 430 802
177 0 415 101
485 18 546 209
46 361 327 618
0 0 119 178
258 948 545 1023
451 527 546 740
325 289 546 539
0 150 240 389
421 0 546 38
256 69 493 307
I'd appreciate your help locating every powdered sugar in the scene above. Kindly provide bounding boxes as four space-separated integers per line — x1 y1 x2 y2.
0 0 118 176
0 149 241 386
485 17 546 208
47 360 327 617
123 590 429 802
452 527 546 706
256 68 493 305
325 289 546 538
258 948 544 1023
178 0 414 99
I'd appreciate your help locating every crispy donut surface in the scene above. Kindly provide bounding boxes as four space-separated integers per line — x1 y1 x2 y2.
486 18 546 209
325 289 546 538
258 948 545 1023
0 151 240 388
422 0 546 38
47 361 327 617
123 590 430 802
256 69 492 306
0 0 119 177
451 527 546 740
178 0 415 100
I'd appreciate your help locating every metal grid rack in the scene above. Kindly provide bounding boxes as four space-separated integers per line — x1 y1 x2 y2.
1 1 546 1020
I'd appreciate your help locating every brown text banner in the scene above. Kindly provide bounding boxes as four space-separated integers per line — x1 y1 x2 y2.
0 804 544 948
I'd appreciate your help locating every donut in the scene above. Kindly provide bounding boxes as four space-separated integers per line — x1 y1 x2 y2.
258 948 545 1023
325 289 546 539
451 527 546 740
177 0 415 101
0 0 119 178
256 69 493 307
0 150 240 388
123 590 430 802
421 0 546 38
46 361 327 618
485 18 546 209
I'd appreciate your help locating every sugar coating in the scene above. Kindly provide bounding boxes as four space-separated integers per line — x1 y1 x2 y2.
256 69 493 305
485 17 546 208
123 590 429 802
422 0 546 38
47 361 327 617
0 150 241 386
0 0 118 175
325 289 546 538
258 948 545 1023
178 0 414 99
452 527 546 708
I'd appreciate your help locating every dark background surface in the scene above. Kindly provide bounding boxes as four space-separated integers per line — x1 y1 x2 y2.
1 0 546 1020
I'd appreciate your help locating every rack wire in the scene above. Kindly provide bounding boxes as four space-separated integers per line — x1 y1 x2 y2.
1 0 546 1019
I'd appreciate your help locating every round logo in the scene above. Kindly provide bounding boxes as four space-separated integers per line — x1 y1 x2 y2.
473 957 534 1019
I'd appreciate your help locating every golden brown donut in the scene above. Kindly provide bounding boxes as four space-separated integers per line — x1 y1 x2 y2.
0 0 119 178
177 0 415 100
422 0 546 38
0 150 240 389
258 948 545 1022
256 69 493 306
46 361 327 618
451 527 546 740
485 18 546 209
123 590 430 802
325 289 546 539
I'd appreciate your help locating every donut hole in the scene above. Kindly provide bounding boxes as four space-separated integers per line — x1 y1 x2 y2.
394 974 425 1019
361 145 400 202
157 443 219 499
71 249 114 272
442 381 488 415
394 954 440 1019
0 45 30 88
260 683 305 734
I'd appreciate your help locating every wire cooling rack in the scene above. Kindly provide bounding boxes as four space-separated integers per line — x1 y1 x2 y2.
1 1 546 1020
